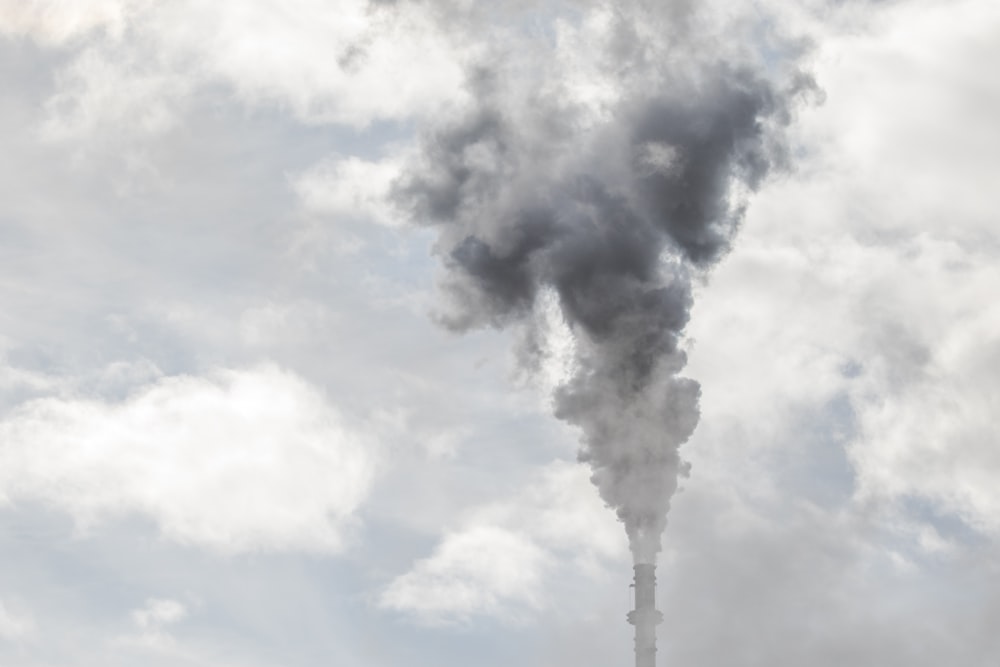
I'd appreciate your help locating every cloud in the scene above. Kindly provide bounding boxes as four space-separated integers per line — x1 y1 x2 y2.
799 0 1000 535
681 0 1000 531
0 365 377 553
113 597 190 654
26 0 471 142
121 597 188 651
848 239 1000 535
132 598 187 631
380 525 551 624
379 461 625 624
0 599 33 642
0 0 142 44
40 44 192 143
291 154 405 228
168 0 469 126
113 597 261 665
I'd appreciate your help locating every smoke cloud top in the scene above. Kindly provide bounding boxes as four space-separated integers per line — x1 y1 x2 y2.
394 3 813 562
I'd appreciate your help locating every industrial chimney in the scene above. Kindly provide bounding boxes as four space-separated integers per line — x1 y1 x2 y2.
627 564 663 667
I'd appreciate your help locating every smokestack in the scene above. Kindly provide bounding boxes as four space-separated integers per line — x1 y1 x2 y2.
627 564 663 667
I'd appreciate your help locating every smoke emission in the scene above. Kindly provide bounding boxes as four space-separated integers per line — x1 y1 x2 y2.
394 2 812 564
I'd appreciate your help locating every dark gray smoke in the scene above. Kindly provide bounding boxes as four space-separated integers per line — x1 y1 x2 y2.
393 4 812 563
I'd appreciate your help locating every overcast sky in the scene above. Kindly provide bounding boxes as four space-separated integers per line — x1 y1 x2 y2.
1 1 998 665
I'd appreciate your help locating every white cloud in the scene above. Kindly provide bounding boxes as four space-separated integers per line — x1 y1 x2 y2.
0 0 143 44
40 45 192 143
477 461 625 565
169 0 470 126
132 598 186 631
686 0 1000 538
0 599 33 642
114 598 207 660
0 365 377 553
291 155 405 228
30 0 470 142
380 525 550 624
238 300 341 349
0 353 68 408
803 0 1000 534
849 258 1000 533
121 597 189 652
379 461 625 624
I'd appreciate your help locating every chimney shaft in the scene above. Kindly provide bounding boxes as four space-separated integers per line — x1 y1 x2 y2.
627 564 663 667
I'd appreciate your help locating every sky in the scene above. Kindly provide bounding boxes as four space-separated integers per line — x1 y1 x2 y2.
0 0 998 665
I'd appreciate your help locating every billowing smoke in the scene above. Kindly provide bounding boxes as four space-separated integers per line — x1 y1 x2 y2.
393 2 811 563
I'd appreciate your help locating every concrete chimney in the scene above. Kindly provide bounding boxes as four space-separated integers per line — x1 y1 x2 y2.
627 564 663 667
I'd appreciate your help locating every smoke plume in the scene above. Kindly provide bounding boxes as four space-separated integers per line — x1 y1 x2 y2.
394 2 811 563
